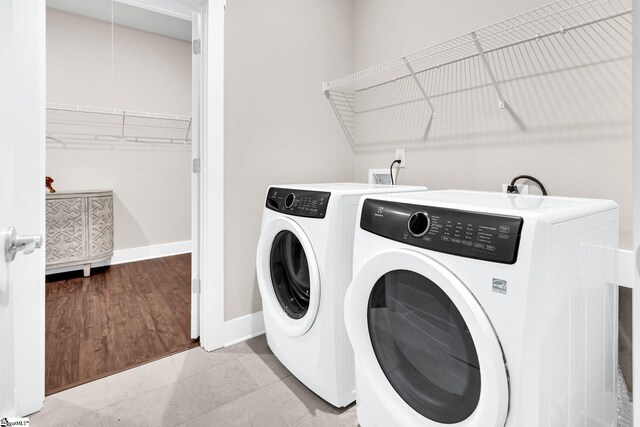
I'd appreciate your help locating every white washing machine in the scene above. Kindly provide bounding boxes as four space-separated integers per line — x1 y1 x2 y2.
256 183 426 407
345 190 619 427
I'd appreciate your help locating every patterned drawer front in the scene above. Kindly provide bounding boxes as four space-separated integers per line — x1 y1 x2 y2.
46 197 88 264
89 196 114 258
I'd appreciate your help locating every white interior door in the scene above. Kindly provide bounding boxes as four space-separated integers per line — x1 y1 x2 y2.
0 0 46 418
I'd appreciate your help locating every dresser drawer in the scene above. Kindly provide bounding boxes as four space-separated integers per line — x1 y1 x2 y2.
88 196 114 258
46 197 88 264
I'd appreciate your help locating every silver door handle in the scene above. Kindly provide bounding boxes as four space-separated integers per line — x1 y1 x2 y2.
4 226 43 262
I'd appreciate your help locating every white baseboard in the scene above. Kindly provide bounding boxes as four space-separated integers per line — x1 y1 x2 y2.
223 311 265 347
110 240 192 265
619 249 634 289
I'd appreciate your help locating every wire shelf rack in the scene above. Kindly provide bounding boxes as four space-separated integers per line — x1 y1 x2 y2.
323 0 633 150
46 104 193 145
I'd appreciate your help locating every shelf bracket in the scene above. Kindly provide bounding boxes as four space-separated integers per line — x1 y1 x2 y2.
471 32 526 130
471 32 507 110
186 119 192 143
402 57 436 119
403 57 436 140
121 111 126 141
322 82 330 98
325 91 356 150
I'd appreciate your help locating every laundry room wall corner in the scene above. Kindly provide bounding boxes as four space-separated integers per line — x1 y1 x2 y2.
222 0 355 323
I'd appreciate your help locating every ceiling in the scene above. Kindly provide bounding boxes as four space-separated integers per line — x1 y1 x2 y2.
47 0 192 42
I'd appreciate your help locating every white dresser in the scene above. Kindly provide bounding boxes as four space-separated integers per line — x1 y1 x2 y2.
46 190 114 276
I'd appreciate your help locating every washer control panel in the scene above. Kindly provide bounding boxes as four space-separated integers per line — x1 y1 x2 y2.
361 199 524 264
266 187 331 219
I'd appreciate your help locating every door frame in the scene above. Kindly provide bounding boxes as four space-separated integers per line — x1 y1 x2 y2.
633 0 639 423
199 0 226 350
12 0 226 415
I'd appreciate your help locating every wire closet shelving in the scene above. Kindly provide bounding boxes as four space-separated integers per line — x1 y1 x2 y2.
46 104 193 146
323 0 633 150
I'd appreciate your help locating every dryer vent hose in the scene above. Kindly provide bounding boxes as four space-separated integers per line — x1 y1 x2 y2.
507 175 548 196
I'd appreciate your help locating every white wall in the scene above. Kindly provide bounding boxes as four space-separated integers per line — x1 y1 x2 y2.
223 0 355 320
46 8 192 251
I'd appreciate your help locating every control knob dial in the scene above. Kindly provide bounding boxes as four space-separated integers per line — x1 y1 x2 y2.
284 193 296 209
408 211 431 237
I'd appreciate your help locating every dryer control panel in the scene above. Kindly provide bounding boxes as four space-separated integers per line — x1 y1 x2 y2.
361 199 524 264
266 187 331 219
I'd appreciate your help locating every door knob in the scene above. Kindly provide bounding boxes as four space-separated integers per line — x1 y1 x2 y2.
3 226 43 262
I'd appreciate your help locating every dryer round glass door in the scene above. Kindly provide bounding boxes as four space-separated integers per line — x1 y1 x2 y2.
345 249 509 426
256 216 321 337
368 269 480 423
270 230 311 319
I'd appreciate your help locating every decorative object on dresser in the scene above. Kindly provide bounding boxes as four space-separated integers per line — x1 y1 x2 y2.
45 176 56 193
45 190 113 277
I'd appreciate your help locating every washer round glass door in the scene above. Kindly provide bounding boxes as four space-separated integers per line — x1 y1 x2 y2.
368 269 480 423
345 249 509 426
257 217 320 337
270 230 311 319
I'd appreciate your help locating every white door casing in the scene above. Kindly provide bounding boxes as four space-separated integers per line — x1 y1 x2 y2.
345 249 509 427
0 0 46 417
200 0 226 350
633 0 640 423
631 0 640 427
256 217 321 337
191 9 203 339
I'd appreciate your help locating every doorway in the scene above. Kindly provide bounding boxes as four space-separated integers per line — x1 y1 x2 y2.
43 0 199 394
0 0 228 416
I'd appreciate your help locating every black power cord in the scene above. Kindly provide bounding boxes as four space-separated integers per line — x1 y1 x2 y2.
389 159 401 186
507 174 548 196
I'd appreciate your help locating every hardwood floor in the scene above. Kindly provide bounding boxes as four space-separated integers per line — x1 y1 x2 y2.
45 254 198 395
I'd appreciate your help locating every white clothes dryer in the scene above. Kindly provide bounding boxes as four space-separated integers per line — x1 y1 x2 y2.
345 190 619 426
256 183 426 407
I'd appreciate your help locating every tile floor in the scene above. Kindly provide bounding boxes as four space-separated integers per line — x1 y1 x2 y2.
29 334 359 427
